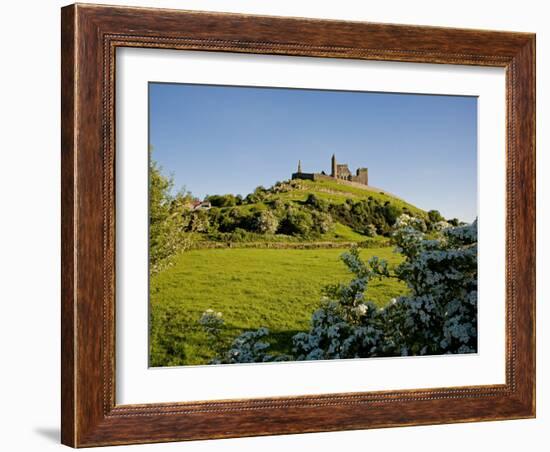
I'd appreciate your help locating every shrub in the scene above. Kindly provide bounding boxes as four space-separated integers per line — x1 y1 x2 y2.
199 309 224 338
390 221 478 355
364 224 377 237
253 209 280 234
329 199 407 237
292 301 386 360
428 209 445 223
310 211 333 235
187 210 210 232
383 204 402 226
212 328 290 364
394 213 427 232
206 194 239 208
214 208 255 233
305 193 329 212
271 199 285 211
245 186 269 203
278 207 314 237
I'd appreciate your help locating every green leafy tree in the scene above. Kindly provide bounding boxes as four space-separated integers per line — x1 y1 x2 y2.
206 194 239 207
149 158 192 272
278 207 314 237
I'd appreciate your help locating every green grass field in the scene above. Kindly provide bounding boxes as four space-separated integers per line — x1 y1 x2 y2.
150 246 407 366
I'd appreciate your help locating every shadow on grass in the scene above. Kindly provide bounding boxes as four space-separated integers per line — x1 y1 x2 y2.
267 329 306 357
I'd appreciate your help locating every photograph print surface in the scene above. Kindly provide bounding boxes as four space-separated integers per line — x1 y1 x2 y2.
148 83 478 367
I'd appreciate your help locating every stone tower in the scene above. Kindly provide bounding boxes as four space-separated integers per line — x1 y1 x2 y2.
292 154 369 187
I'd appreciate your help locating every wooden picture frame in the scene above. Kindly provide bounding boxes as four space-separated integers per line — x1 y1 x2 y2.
61 3 535 447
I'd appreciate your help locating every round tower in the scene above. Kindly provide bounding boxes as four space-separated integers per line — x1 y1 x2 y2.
331 154 337 178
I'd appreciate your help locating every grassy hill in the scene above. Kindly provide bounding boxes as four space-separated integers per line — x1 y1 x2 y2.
196 178 429 247
226 179 425 217
273 179 425 215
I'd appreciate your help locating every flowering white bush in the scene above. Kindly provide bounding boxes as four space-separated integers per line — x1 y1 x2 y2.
294 220 478 359
253 210 279 234
395 213 427 232
199 309 224 333
211 328 290 364
364 223 377 237
433 220 452 231
214 220 478 363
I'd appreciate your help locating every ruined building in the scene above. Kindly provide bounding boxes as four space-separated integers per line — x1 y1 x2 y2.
292 154 369 186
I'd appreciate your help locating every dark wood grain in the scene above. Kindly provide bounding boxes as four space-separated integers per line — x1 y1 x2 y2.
60 5 76 447
61 3 536 447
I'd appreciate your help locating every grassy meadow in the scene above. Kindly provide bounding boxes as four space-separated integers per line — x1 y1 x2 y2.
150 246 407 366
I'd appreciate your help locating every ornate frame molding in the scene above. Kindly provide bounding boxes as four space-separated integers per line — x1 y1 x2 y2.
62 4 535 447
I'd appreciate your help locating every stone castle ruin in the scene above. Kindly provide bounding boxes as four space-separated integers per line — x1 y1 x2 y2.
292 154 369 187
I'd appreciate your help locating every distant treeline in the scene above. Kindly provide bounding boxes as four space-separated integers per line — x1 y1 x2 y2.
189 190 457 240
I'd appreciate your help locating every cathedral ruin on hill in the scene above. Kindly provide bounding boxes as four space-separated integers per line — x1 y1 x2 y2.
291 154 369 187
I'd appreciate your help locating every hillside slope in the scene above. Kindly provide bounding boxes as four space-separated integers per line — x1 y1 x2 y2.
194 178 429 246
271 179 426 217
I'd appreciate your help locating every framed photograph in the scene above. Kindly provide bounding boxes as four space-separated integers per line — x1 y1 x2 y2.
61 3 536 447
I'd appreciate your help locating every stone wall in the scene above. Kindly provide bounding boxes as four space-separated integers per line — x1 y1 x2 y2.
293 166 368 187
352 168 369 185
291 172 315 181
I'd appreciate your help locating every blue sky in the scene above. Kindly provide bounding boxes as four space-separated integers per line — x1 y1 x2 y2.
149 83 477 222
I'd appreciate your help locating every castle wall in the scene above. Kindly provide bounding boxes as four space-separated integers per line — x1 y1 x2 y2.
293 157 368 187
313 174 336 182
338 178 374 190
291 172 315 181
292 173 336 182
352 168 369 185
293 172 371 188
